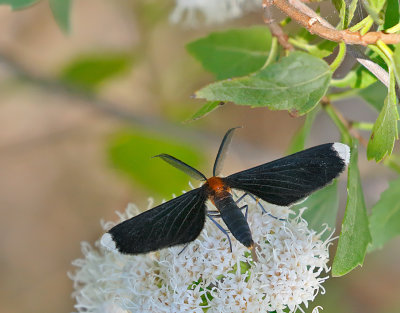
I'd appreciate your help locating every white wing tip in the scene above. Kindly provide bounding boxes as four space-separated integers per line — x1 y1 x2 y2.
101 233 117 251
332 143 350 165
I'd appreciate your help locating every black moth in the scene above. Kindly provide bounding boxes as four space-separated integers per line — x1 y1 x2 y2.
102 127 350 254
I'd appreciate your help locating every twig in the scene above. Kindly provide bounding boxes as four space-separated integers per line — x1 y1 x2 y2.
321 97 368 147
272 0 400 45
262 0 294 50
282 0 400 98
0 54 208 146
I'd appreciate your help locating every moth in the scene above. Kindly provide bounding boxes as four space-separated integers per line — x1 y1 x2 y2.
102 127 350 254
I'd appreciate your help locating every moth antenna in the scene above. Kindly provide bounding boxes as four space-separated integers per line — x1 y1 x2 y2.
153 153 207 181
213 126 242 177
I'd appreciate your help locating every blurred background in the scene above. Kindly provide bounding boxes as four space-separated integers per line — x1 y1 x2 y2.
0 1 399 313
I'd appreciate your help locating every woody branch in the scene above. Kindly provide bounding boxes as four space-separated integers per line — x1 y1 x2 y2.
264 0 400 45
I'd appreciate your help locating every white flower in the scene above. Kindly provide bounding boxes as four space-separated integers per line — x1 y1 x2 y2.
170 0 262 25
70 192 333 313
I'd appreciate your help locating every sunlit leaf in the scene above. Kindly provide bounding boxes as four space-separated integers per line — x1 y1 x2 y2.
293 181 339 241
0 0 39 9
195 52 331 116
367 74 399 162
367 0 386 11
384 0 400 29
187 26 272 80
60 53 133 90
49 0 71 33
364 0 386 22
393 43 400 87
108 129 206 198
332 142 371 277
368 177 400 251
189 101 223 121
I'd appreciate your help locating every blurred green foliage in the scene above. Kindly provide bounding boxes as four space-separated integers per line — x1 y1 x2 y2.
187 27 272 80
293 182 339 241
49 0 71 33
190 101 223 121
60 53 133 91
0 0 38 9
108 129 206 199
369 176 400 250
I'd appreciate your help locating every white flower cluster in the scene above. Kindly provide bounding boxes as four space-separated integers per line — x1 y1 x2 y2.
70 194 333 313
170 0 262 25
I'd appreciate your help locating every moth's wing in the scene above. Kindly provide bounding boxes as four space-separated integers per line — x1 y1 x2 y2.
223 143 350 206
102 187 207 254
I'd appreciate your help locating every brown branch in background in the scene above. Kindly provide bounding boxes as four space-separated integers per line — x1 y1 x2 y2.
321 98 369 147
271 0 400 45
262 0 294 50
276 0 400 98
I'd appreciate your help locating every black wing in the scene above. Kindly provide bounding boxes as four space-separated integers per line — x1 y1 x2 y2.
223 143 349 206
105 187 207 254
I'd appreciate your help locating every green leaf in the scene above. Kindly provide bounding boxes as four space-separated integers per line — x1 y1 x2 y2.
0 0 39 9
60 53 132 90
49 0 71 33
291 35 337 58
287 107 319 154
393 43 400 87
108 129 206 198
311 41 338 58
293 181 339 241
189 101 223 121
384 0 400 29
367 73 399 162
332 142 371 277
187 26 272 80
333 51 386 89
331 0 343 13
358 81 387 111
195 52 331 116
367 0 386 11
332 66 377 89
368 177 400 251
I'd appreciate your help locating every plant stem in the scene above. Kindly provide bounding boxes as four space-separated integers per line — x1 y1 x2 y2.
351 121 374 130
360 17 374 35
376 40 394 59
330 71 357 88
368 44 392 68
385 23 400 34
262 37 279 69
330 42 347 72
328 88 359 101
349 16 373 32
322 98 368 146
322 100 352 144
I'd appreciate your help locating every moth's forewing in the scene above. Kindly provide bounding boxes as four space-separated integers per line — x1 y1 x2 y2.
224 143 349 206
104 187 207 254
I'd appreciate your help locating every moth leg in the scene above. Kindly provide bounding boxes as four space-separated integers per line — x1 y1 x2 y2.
242 193 286 221
207 210 221 218
240 204 249 220
234 192 248 204
207 214 233 252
